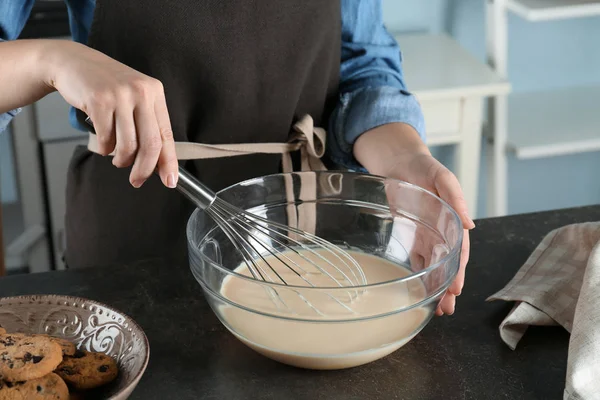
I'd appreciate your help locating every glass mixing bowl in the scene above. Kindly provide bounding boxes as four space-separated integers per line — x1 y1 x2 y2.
187 171 462 370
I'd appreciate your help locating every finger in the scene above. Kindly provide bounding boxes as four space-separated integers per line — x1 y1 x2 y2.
435 294 446 316
434 168 475 230
154 93 178 188
435 305 444 316
89 110 116 156
112 108 137 168
130 102 162 187
449 229 470 296
439 293 456 315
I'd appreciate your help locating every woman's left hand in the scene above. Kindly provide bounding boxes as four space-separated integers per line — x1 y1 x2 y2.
353 122 475 316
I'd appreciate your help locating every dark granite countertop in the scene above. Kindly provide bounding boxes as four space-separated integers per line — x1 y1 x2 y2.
1 205 599 399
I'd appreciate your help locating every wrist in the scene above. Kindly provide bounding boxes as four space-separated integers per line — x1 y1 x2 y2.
37 39 80 89
22 40 56 89
353 122 430 176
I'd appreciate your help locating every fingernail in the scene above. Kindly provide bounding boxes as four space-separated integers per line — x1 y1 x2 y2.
131 180 144 188
463 212 476 229
167 173 177 189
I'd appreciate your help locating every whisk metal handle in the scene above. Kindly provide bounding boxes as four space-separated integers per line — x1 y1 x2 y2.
175 166 216 210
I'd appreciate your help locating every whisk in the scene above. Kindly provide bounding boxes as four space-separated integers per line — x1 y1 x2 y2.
176 167 367 315
84 116 365 314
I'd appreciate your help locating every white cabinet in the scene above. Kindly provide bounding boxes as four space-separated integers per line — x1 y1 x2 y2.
8 92 86 272
486 0 600 216
506 0 600 21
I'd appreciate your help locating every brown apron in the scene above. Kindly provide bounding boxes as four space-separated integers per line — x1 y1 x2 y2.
65 0 341 269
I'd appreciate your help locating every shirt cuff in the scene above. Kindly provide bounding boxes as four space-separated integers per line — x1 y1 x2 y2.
327 86 426 171
0 108 22 133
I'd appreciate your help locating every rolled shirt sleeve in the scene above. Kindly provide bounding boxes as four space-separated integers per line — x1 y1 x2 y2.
328 0 425 171
0 107 21 132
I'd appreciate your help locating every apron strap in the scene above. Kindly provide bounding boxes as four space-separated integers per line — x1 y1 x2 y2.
86 114 327 173
86 114 329 236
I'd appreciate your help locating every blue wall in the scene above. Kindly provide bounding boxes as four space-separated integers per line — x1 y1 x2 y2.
449 0 600 92
382 0 600 217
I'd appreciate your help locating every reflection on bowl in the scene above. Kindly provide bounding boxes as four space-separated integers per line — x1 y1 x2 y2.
0 295 149 399
188 171 462 370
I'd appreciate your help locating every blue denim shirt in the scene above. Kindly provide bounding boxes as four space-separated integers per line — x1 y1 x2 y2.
0 0 425 170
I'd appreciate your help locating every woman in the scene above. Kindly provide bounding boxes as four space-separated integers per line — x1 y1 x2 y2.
0 0 472 315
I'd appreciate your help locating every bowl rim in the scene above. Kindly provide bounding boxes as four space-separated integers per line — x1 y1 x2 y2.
0 294 150 400
187 170 463 291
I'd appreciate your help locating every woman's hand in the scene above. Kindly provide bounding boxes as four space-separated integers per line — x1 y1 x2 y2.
354 122 474 316
43 40 178 188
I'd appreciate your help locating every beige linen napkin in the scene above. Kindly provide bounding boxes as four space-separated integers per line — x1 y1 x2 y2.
487 222 600 400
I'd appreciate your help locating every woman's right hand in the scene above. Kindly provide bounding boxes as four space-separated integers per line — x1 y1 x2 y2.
44 40 178 189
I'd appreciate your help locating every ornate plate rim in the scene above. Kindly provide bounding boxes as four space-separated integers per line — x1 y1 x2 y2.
0 294 150 399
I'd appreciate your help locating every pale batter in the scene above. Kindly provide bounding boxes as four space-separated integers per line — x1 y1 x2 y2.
218 250 432 370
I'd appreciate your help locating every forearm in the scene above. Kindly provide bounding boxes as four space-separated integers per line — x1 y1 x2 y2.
353 122 429 176
0 39 58 113
329 0 427 171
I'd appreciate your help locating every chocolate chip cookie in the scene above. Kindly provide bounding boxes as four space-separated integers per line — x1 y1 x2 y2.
0 372 69 400
0 334 63 382
56 350 118 390
0 327 5 335
32 335 76 357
